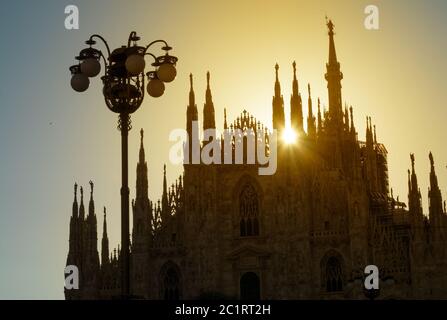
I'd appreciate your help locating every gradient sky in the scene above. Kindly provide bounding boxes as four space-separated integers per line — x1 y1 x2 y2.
0 0 446 299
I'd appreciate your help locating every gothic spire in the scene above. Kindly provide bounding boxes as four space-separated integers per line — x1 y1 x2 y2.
203 71 216 130
72 183 78 218
162 164 168 217
275 63 281 97
101 206 109 266
408 153 422 215
186 73 199 164
79 186 85 220
292 61 298 95
344 107 349 131
428 152 440 191
324 18 344 128
189 73 195 106
88 180 95 217
103 207 108 238
136 128 149 200
206 71 212 103
139 128 145 163
317 98 322 134
308 84 312 114
224 108 228 130
349 106 355 134
327 19 338 65
307 83 316 139
163 164 167 197
290 61 303 133
428 152 443 227
272 63 285 130
371 123 376 144
366 117 373 146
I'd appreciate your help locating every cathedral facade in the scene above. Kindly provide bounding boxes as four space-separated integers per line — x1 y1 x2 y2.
65 21 447 300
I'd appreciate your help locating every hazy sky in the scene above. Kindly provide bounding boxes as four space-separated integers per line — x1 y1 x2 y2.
0 0 446 299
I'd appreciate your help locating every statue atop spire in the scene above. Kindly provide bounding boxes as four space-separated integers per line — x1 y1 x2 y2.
326 18 337 64
327 17 334 33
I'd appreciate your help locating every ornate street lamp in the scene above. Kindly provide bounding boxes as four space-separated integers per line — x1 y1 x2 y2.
69 31 177 298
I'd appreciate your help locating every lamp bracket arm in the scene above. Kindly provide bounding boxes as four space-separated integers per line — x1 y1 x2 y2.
89 34 111 58
144 40 170 54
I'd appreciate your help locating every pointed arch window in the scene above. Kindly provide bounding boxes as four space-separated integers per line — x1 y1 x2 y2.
239 183 259 237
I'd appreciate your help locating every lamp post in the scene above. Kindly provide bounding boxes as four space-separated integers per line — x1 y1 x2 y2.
69 31 177 298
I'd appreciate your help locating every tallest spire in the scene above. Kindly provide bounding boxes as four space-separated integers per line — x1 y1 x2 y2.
324 18 344 127
327 19 338 65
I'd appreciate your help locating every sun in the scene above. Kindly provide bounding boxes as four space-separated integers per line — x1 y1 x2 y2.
282 127 297 144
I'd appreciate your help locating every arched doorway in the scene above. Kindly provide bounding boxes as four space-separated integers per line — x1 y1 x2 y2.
320 251 345 293
240 272 260 300
159 261 182 300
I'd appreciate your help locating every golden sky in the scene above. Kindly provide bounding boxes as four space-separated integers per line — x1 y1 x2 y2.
0 0 446 298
